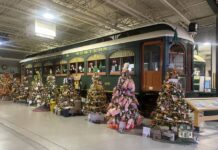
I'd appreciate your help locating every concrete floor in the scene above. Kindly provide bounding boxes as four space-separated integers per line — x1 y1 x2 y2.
0 102 218 150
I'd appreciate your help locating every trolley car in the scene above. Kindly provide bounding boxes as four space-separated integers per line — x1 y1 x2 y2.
21 23 193 93
21 23 194 95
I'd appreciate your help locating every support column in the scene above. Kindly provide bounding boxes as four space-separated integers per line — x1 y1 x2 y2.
207 0 218 95
216 15 218 96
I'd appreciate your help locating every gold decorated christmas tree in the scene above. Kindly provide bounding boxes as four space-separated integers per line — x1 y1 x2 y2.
151 70 192 130
83 73 107 113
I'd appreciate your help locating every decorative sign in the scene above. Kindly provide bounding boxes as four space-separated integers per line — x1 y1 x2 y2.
25 64 32 69
87 54 106 61
44 62 53 66
104 82 110 86
69 57 84 63
33 63 41 68
75 47 108 56
56 60 67 65
110 50 134 58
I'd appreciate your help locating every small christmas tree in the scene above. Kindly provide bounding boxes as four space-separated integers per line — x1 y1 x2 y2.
105 63 142 131
0 73 12 98
17 76 30 103
83 73 107 114
55 76 82 116
28 71 44 106
45 70 58 104
11 78 20 101
151 69 196 142
152 70 192 128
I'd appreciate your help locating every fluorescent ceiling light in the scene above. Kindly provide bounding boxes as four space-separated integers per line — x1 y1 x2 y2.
203 42 211 46
35 19 56 39
43 13 54 20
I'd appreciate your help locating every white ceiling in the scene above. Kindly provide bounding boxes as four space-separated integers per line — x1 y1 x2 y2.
0 0 215 57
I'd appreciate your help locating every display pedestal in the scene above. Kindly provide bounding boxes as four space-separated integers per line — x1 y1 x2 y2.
185 97 218 131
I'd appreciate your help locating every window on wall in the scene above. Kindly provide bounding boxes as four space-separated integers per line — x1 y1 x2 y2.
123 56 134 72
55 60 68 75
193 43 212 92
33 63 41 75
87 54 106 74
110 58 120 72
70 62 76 74
69 57 85 74
78 62 84 73
55 64 61 75
25 64 33 76
62 64 68 74
97 59 106 72
43 62 53 75
169 44 185 74
109 50 134 75
144 45 160 71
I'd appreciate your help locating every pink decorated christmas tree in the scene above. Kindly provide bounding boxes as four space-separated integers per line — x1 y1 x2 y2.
106 63 142 131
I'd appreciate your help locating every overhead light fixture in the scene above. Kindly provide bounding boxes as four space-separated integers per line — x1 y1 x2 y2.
35 19 56 39
43 13 55 20
203 42 211 46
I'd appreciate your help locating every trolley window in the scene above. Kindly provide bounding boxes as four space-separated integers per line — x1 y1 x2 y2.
33 63 41 75
87 54 106 74
55 60 68 75
109 50 134 75
144 45 160 71
43 62 53 75
69 57 85 74
25 64 33 76
169 44 185 74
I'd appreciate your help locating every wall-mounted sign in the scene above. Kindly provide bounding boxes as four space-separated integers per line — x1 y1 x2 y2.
75 47 108 56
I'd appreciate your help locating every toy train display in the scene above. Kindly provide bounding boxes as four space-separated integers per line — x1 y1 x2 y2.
20 23 194 95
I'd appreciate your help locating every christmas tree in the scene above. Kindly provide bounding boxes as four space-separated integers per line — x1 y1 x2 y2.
11 78 20 101
151 69 193 134
57 83 71 108
28 71 45 106
105 63 142 131
55 76 82 116
44 70 58 104
17 76 29 103
83 73 107 114
0 73 12 98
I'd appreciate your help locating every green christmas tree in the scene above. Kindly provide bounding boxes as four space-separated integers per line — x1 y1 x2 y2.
45 70 58 104
83 73 107 113
17 76 29 103
151 70 192 129
28 71 44 106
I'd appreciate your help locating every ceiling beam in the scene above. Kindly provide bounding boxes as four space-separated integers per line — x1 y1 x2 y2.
160 0 190 25
52 0 129 28
207 0 218 14
25 0 123 31
191 14 216 22
0 3 87 33
104 0 155 23
0 56 21 62
0 47 35 54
